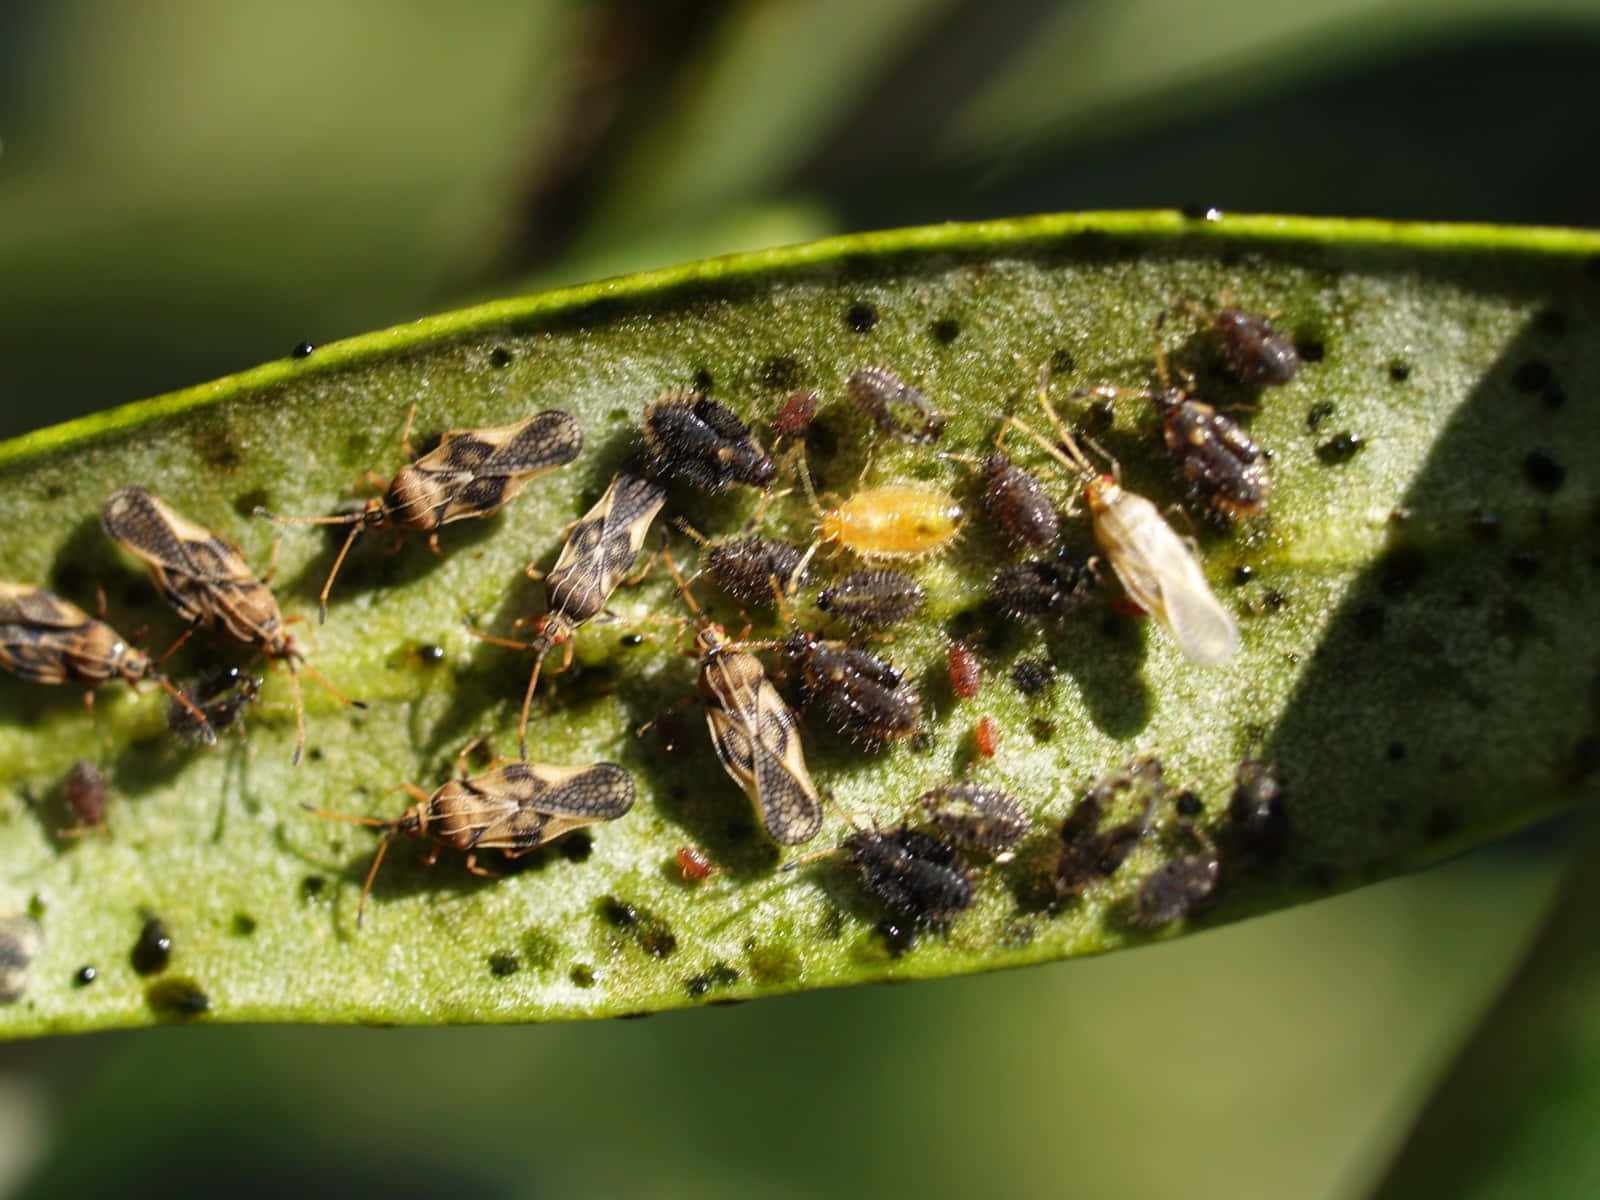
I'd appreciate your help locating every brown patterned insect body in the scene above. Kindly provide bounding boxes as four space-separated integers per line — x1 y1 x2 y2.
816 569 925 628
0 582 210 732
499 468 669 758
312 758 635 927
0 584 157 691
166 664 264 745
989 556 1097 621
784 631 921 746
258 408 582 620
979 451 1060 549
846 366 945 445
920 782 1028 862
695 622 823 845
1054 757 1164 898
101 486 360 762
704 536 808 607
1149 390 1272 519
1210 307 1300 386
60 759 109 834
844 826 973 924
641 392 775 492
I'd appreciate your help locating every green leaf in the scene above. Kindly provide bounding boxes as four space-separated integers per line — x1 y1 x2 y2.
0 211 1595 1037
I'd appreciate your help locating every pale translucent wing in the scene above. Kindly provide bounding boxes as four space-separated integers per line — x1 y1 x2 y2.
1094 489 1238 665
1156 552 1240 666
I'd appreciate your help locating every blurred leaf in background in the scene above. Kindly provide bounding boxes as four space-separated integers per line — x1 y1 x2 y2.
1 0 1597 1196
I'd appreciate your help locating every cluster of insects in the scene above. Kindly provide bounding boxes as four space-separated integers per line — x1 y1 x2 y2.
4 299 1301 948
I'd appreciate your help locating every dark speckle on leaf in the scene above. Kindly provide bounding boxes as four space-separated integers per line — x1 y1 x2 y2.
1573 736 1600 778
290 341 315 359
489 346 513 368
1507 550 1541 579
1388 362 1410 382
1011 656 1055 697
1511 360 1552 392
559 832 594 863
930 318 961 344
759 355 803 391
570 964 596 988
1377 545 1425 596
845 301 878 333
1316 432 1365 464
1466 510 1501 542
1522 450 1566 494
146 978 209 1018
131 917 172 976
488 952 520 978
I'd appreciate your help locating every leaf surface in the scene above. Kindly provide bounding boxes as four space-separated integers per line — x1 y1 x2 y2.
1 212 1595 1037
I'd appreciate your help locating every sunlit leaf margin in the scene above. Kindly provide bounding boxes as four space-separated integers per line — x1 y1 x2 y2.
0 211 1595 1037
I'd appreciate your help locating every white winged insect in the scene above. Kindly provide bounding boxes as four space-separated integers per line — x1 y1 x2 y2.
1009 372 1240 666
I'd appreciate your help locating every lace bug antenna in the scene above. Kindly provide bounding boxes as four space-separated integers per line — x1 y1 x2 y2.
256 407 582 621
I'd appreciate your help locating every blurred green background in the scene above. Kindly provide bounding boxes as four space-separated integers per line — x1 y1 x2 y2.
2 1 1597 1195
